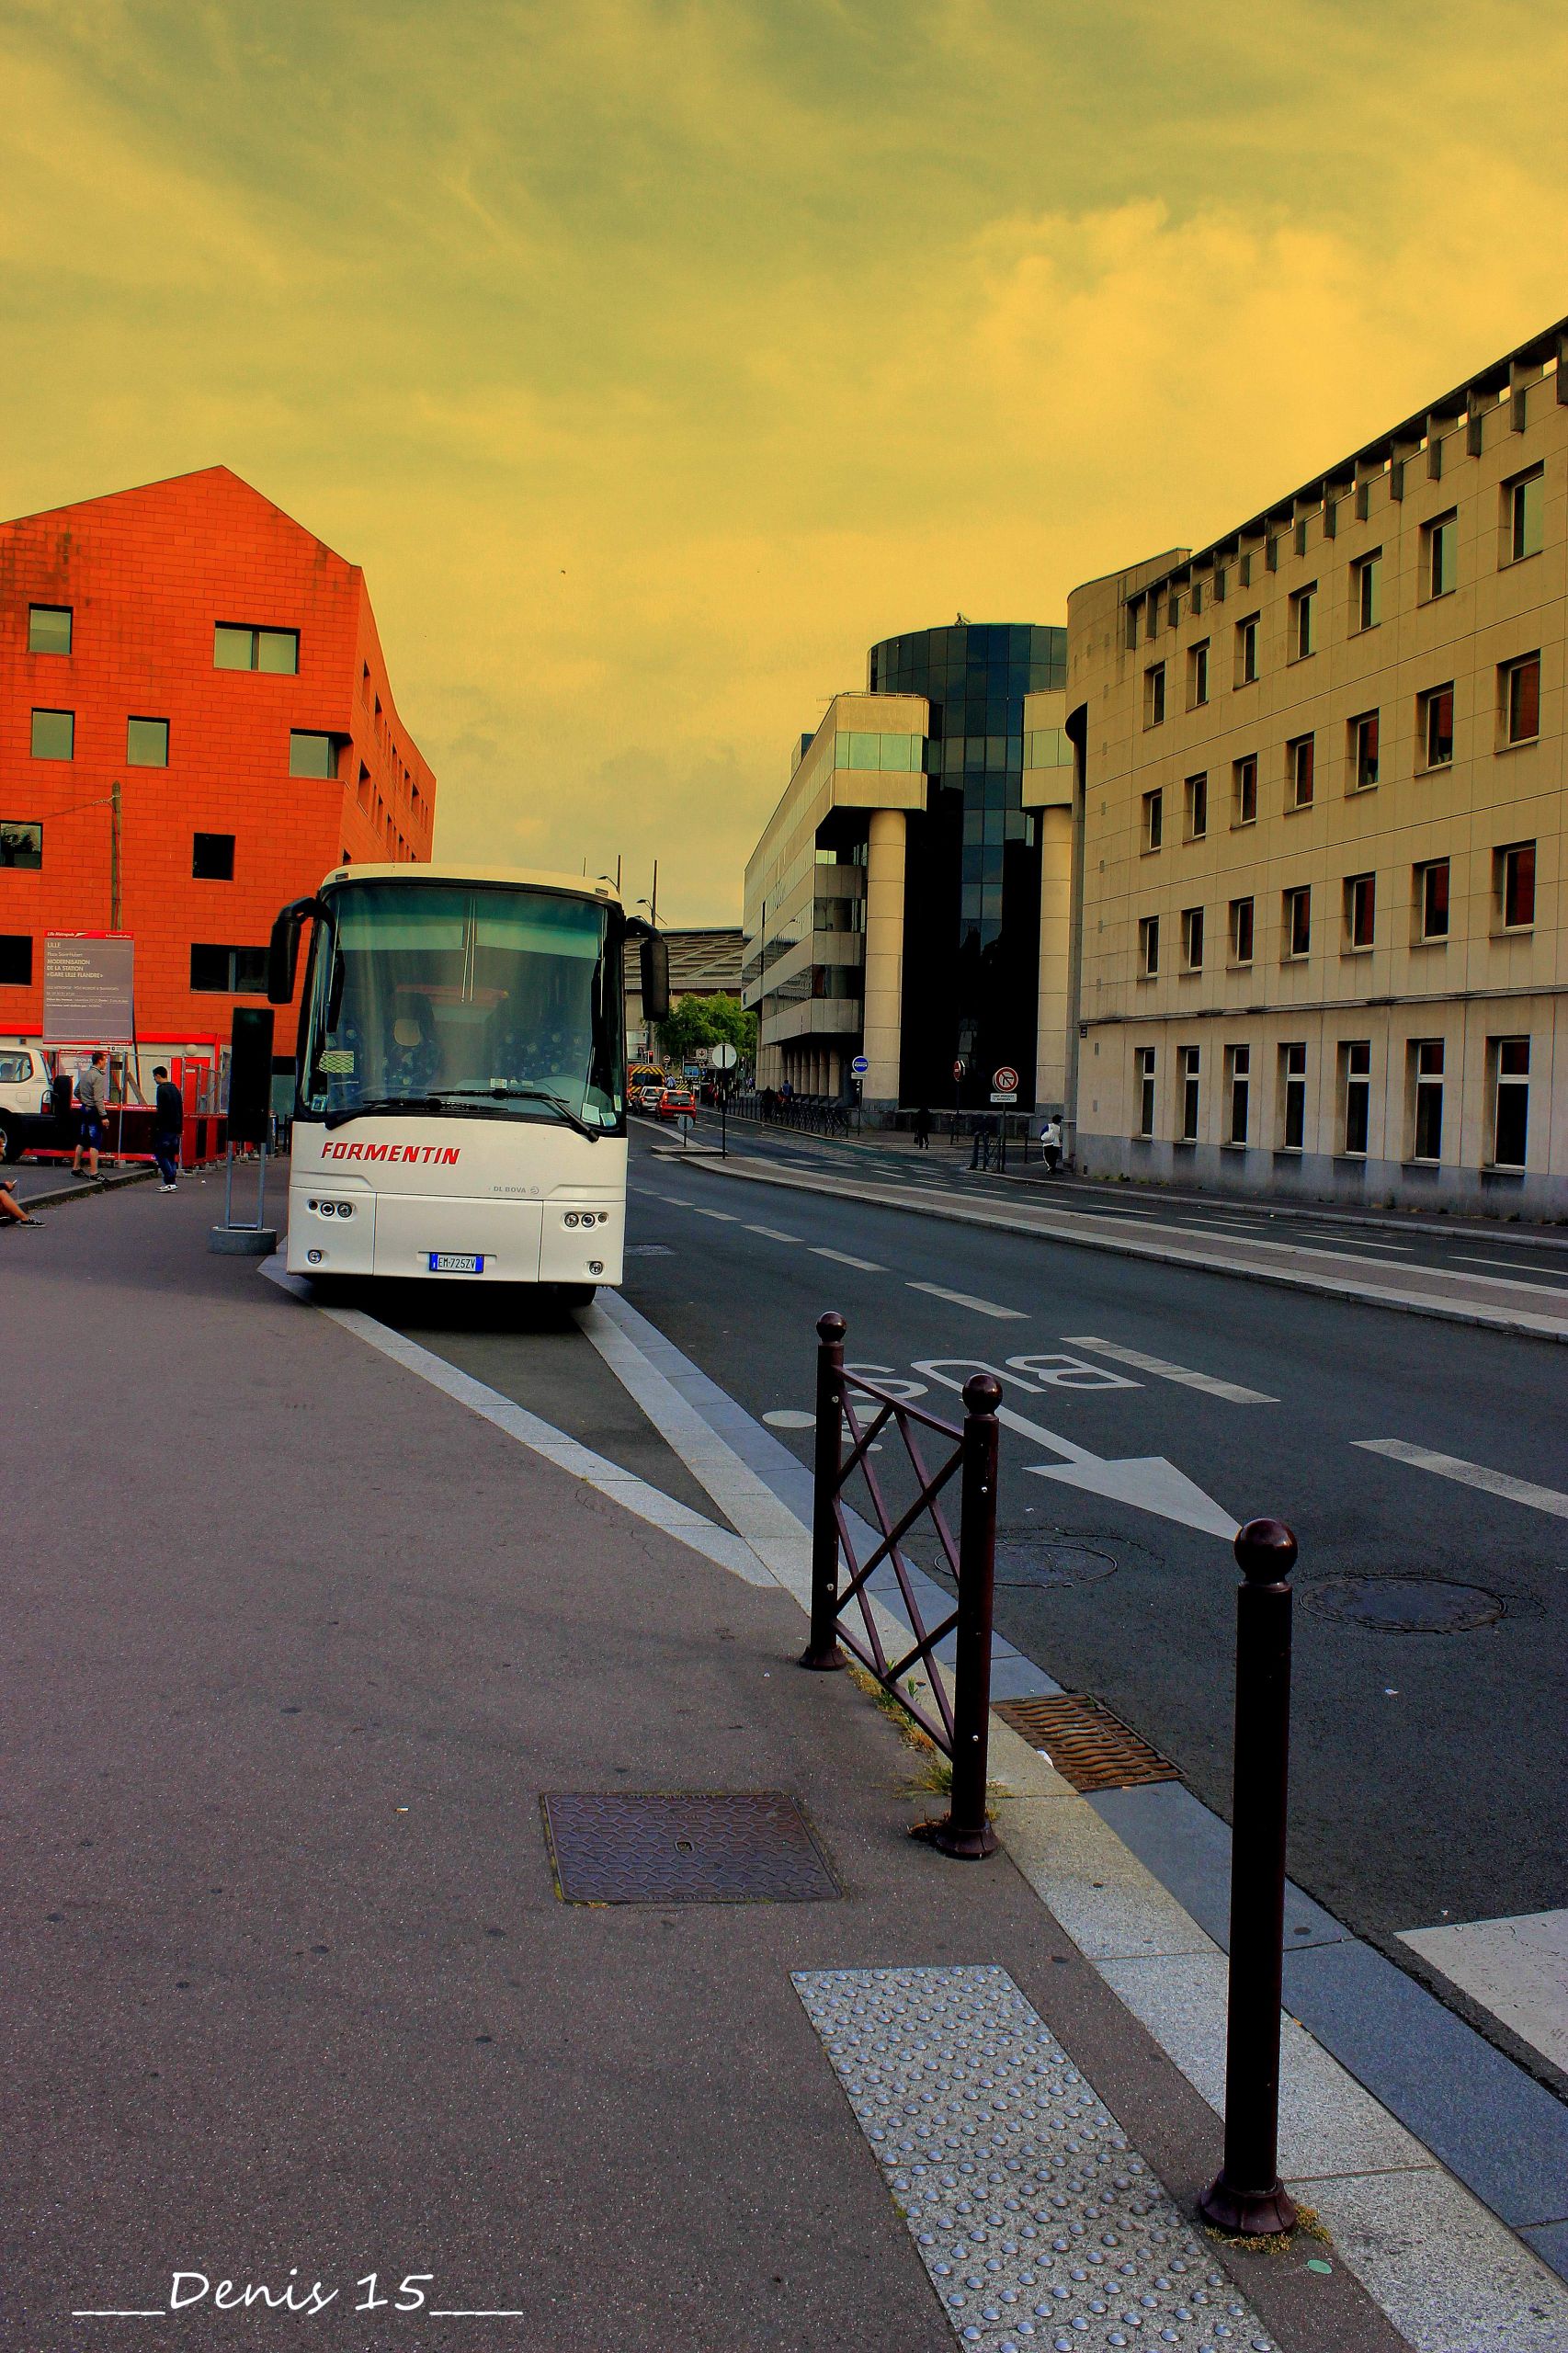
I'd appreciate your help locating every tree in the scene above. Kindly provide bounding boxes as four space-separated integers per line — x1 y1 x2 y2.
655 993 757 1065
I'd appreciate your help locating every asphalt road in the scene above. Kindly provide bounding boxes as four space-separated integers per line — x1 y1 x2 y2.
619 1131 1568 1976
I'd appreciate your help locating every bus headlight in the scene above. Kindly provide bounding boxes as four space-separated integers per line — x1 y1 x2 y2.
586 1260 604 1276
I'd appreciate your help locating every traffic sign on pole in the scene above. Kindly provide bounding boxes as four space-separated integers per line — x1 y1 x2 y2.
992 1065 1019 1093
850 1053 869 1075
710 1042 739 1070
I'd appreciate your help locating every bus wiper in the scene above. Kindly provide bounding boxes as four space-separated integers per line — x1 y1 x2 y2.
438 1084 602 1141
323 1096 451 1131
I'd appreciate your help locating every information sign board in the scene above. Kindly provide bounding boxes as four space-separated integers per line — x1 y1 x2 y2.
43 934 135 1043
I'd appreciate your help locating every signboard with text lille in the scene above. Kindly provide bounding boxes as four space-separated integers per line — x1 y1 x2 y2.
43 933 136 1044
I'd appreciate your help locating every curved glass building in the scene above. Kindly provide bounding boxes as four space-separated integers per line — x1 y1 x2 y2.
869 622 1066 1109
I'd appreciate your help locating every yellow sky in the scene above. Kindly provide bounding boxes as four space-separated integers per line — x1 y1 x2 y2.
4 1 1566 921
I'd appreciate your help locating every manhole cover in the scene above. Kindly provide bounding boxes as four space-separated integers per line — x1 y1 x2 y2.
1302 1576 1505 1633
994 1536 1118 1590
540 1790 841 1904
994 1694 1180 1792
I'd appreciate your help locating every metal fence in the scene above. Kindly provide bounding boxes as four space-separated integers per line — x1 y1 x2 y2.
801 1309 1000 1859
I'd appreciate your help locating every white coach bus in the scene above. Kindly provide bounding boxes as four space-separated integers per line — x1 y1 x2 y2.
267 864 668 1299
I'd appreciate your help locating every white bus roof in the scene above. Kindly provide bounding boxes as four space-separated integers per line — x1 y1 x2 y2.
319 862 623 907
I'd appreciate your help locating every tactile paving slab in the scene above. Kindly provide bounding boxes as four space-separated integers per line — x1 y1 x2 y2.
540 1790 840 1903
794 1965 1278 2353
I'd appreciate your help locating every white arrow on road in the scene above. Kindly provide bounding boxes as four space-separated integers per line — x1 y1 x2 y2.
912 1358 1239 1542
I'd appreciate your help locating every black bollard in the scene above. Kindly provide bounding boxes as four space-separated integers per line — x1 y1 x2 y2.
925 1370 1001 1859
1199 1517 1300 2236
799 1311 847 1671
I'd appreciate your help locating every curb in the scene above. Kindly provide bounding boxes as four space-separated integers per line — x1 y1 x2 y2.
11 1165 160 1214
678 1154 1568 1347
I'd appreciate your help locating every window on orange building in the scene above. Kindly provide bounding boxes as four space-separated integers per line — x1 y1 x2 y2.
127 716 169 767
31 710 74 759
190 942 267 993
28 605 72 655
192 833 235 881
0 935 35 985
290 731 341 779
1 821 43 868
214 625 299 674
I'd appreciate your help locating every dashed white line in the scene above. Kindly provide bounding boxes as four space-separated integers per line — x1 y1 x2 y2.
1449 1255 1568 1286
746 1223 804 1243
689 1206 740 1222
907 1280 1027 1321
1354 1438 1568 1520
1061 1336 1278 1404
811 1246 886 1271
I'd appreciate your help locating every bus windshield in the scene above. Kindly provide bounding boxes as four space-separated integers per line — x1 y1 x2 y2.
299 881 624 1131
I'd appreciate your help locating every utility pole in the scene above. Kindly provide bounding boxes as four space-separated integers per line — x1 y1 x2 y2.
650 858 658 929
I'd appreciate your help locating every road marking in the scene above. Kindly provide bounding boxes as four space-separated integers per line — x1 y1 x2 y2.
914 1359 1237 1540
1355 1438 1568 1520
746 1223 803 1242
907 1280 1026 1320
1062 1336 1278 1404
812 1245 885 1271
1452 1254 1568 1280
690 1206 740 1222
1398 1910 1568 2076
1438 1259 1568 1296
763 1408 815 1429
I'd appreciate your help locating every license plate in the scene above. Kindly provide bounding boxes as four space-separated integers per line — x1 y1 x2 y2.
429 1252 483 1274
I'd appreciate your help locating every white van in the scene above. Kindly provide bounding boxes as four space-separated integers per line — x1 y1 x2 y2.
0 1040 54 1162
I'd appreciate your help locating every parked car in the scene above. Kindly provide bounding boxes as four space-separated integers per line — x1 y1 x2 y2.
656 1086 696 1121
0 1042 55 1162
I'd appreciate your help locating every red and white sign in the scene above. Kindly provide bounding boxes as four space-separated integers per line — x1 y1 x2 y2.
952 1058 965 1081
992 1065 1019 1093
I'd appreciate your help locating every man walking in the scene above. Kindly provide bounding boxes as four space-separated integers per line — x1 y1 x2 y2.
152 1064 184 1192
71 1051 108 1179
914 1104 932 1150
1039 1115 1063 1174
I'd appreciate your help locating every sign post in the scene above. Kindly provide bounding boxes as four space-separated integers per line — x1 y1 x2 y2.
850 1053 869 1138
710 1040 739 1157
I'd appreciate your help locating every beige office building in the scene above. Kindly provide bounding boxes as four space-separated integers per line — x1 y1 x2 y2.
1066 315 1567 1217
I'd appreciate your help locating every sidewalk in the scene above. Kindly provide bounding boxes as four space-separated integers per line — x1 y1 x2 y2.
677 1142 1568 1344
6 1186 1564 2350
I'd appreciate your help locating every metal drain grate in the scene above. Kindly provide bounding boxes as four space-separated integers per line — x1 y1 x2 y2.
994 1693 1180 1792
540 1790 841 1904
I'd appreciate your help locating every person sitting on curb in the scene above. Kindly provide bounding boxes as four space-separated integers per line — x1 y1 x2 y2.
0 1173 43 1228
71 1051 108 1179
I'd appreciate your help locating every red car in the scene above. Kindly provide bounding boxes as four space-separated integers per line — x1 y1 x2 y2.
656 1086 696 1121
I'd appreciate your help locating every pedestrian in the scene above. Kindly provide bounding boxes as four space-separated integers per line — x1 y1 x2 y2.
969 1113 995 1172
0 1173 43 1228
71 1051 108 1179
914 1103 932 1150
1039 1115 1062 1175
152 1064 184 1192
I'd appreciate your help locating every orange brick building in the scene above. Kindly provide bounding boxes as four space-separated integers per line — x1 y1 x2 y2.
0 465 435 1057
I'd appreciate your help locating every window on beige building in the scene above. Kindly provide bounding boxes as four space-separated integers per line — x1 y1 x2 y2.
1283 885 1311 959
1187 640 1210 707
1410 1040 1444 1161
1142 789 1164 852
1288 733 1315 809
1181 906 1205 971
1351 551 1381 631
1341 1041 1371 1156
1177 1045 1200 1142
1138 915 1160 976
1136 1047 1156 1138
1144 664 1166 726
1501 654 1540 746
1349 711 1380 790
1345 872 1376 949
1422 510 1458 599
1278 1043 1307 1148
1232 756 1257 825
1419 684 1454 769
1235 615 1259 686
1184 773 1208 839
1415 858 1450 942
1503 467 1543 564
1229 895 1255 965
1490 1038 1529 1167
1290 584 1317 660
1494 841 1536 930
1224 1044 1250 1144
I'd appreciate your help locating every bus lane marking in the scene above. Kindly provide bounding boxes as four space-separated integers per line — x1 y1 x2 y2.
911 1358 1237 1540
1354 1438 1568 1521
1061 1337 1278 1404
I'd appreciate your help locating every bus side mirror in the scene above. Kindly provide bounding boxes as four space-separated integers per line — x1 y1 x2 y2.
640 932 670 1025
268 897 325 1005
